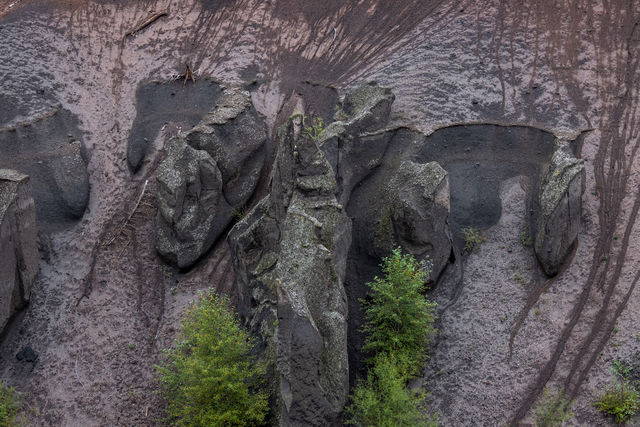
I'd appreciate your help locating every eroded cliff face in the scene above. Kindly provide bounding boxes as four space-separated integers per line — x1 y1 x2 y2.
1 1 638 426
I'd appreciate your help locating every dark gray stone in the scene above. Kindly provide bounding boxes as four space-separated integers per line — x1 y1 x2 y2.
155 87 267 269
534 139 585 276
229 114 350 426
0 170 39 334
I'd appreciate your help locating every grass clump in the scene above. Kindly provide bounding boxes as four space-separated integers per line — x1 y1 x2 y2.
347 248 438 426
0 381 22 427
594 382 640 424
534 388 573 427
461 227 485 253
156 291 268 427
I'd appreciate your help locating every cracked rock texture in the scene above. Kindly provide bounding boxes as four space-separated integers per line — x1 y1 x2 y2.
0 170 39 334
155 87 267 268
535 139 585 276
229 115 350 426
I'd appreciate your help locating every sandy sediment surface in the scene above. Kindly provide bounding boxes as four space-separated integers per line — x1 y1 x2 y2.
0 1 638 425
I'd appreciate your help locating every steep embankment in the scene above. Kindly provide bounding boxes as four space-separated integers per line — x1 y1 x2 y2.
0 1 638 425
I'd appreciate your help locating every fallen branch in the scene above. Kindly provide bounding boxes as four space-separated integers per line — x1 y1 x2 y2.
125 11 167 37
107 179 148 246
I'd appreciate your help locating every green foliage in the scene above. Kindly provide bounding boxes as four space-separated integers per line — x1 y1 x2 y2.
0 381 22 427
612 360 634 383
461 227 485 253
360 248 437 374
156 291 268 427
302 116 325 140
520 229 533 247
346 354 437 427
594 382 640 424
348 248 438 426
534 388 573 427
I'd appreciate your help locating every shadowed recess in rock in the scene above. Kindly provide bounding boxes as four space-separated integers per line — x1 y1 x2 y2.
344 123 558 385
127 78 223 171
0 107 89 232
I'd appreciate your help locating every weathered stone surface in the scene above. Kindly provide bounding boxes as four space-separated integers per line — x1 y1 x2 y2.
155 87 267 268
338 82 395 134
0 170 39 334
376 160 453 281
318 83 395 205
50 140 90 218
229 115 350 426
535 140 585 276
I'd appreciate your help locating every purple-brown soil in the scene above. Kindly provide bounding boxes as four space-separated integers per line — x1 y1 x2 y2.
0 1 639 425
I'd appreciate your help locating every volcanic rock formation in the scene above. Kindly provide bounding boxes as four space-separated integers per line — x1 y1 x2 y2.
534 139 585 276
155 87 267 268
228 114 351 426
0 170 39 334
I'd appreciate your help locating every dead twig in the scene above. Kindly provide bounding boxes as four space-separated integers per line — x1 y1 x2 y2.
107 179 148 246
184 64 196 85
125 11 167 37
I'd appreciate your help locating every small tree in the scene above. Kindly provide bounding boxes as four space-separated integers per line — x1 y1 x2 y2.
156 291 268 426
346 354 433 427
360 248 437 375
348 248 439 426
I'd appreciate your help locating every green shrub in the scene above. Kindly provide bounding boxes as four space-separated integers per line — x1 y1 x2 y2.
534 388 573 427
0 381 22 427
461 227 485 253
348 248 438 426
346 354 436 427
156 291 268 426
302 116 325 140
360 248 437 374
594 382 640 424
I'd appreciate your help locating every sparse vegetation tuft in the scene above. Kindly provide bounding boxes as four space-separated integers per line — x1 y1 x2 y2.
534 388 573 427
156 291 268 426
461 227 485 253
594 382 640 424
0 381 22 427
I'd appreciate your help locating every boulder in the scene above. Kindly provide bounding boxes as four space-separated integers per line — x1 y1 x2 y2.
317 83 395 204
375 160 453 281
534 140 585 276
228 114 350 426
155 87 267 268
0 170 39 333
50 140 90 218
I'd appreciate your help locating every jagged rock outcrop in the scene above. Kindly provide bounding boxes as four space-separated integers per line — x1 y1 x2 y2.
155 87 267 268
229 115 350 426
373 160 453 281
0 170 39 333
534 139 585 276
318 83 395 203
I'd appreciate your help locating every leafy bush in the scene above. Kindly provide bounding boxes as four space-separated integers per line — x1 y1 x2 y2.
156 291 268 426
302 116 325 140
360 248 437 375
0 381 22 427
346 354 436 427
348 248 438 426
461 227 485 253
534 388 573 427
594 382 640 424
